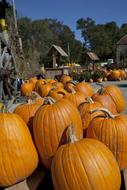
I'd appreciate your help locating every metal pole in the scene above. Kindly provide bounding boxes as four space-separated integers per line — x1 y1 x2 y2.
67 42 70 64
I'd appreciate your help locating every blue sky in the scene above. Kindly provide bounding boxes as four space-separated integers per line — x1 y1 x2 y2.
15 0 127 42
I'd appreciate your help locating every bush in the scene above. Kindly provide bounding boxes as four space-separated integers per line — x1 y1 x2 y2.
79 71 91 82
92 70 106 81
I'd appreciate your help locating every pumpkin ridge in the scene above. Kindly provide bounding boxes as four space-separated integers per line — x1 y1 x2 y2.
1 114 13 185
67 144 84 189
43 106 53 158
11 115 27 178
34 106 49 159
83 140 108 189
61 147 70 190
74 142 92 189
92 140 120 189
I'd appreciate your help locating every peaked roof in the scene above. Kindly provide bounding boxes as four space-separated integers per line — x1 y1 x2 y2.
86 52 100 61
117 34 127 45
48 44 68 57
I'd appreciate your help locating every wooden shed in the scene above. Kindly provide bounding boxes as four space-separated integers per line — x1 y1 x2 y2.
84 51 100 70
47 44 68 68
116 35 127 65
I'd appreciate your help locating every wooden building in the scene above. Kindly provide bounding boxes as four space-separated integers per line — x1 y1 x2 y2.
47 44 68 68
116 35 127 65
84 51 100 70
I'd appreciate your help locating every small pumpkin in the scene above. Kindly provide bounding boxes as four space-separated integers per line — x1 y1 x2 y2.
60 75 72 85
21 81 33 96
38 83 53 97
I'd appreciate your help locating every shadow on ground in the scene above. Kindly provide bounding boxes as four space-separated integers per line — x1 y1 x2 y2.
117 84 127 88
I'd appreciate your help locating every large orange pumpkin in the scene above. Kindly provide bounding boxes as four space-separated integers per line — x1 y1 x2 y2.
104 85 126 113
87 108 127 170
33 97 83 169
92 88 117 114
52 136 121 190
0 113 38 187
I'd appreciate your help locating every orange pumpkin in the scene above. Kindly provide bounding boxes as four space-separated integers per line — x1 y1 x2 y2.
21 81 33 96
104 85 126 113
92 87 117 114
14 99 43 134
53 81 64 89
87 108 127 170
52 135 121 190
97 78 103 83
78 97 103 130
64 88 85 107
35 79 46 92
33 97 83 169
38 83 53 97
0 113 38 187
111 70 120 80
64 81 75 92
49 88 67 101
74 81 94 97
60 75 72 85
89 78 93 83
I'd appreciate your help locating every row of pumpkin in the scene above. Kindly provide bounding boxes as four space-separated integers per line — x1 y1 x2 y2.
0 74 126 189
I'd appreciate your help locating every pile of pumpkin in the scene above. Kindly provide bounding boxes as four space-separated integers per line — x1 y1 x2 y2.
1 74 127 189
103 69 126 81
89 69 127 83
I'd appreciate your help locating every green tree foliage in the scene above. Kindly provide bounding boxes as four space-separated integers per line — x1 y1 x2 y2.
17 17 82 69
77 17 127 61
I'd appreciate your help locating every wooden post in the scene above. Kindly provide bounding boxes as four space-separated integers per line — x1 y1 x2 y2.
52 53 57 68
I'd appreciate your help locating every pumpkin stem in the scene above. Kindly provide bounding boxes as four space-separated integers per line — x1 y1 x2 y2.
30 91 43 101
90 108 117 118
57 91 67 96
27 99 33 104
67 124 78 143
0 104 7 113
85 97 94 104
44 96 56 105
66 80 78 85
69 87 76 94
